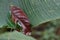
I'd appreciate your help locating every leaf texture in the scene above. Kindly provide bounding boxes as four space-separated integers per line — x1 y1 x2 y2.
0 31 36 40
18 0 60 27
0 0 60 27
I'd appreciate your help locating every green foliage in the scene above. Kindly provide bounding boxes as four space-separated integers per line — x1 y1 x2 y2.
19 0 60 27
0 31 36 40
31 19 60 40
6 12 15 28
0 0 60 40
0 0 35 40
40 27 60 40
0 0 60 27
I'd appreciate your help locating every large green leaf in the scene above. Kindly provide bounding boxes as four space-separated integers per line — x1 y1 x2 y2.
0 0 60 27
18 0 60 27
0 31 35 40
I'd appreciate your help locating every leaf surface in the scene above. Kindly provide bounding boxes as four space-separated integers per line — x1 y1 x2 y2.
0 31 35 40
0 0 60 27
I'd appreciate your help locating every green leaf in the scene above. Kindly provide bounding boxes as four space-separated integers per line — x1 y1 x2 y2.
0 0 60 27
6 12 16 28
18 0 60 27
0 0 9 27
0 31 36 40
